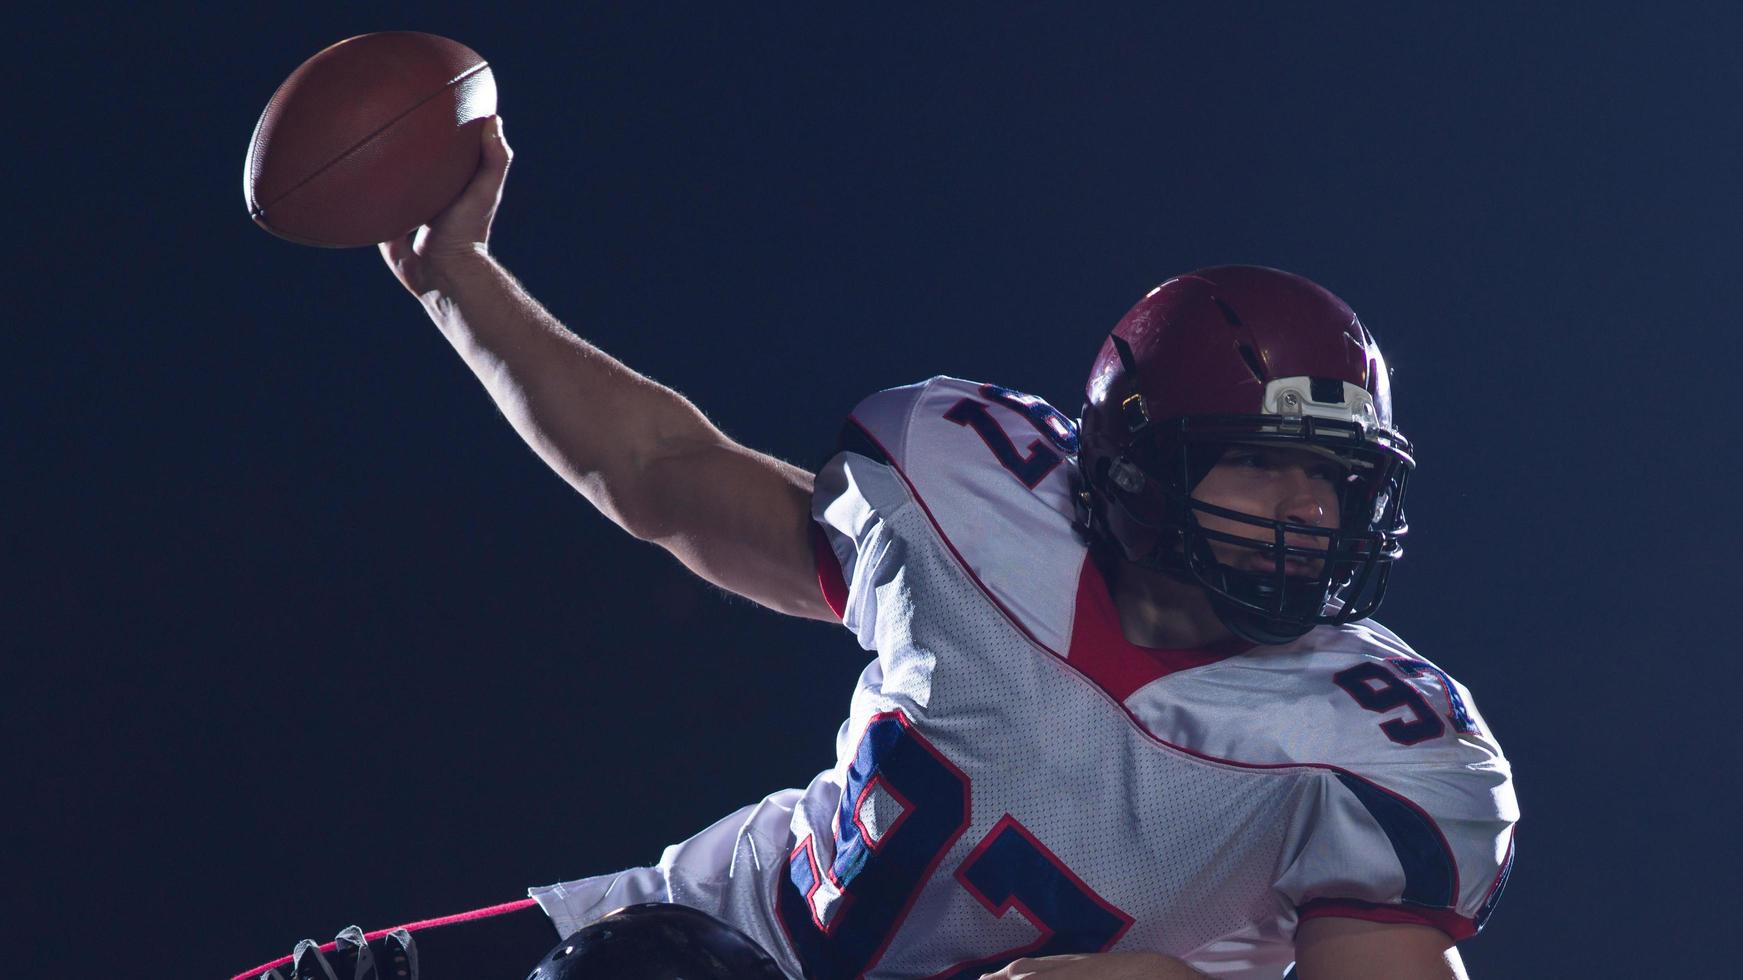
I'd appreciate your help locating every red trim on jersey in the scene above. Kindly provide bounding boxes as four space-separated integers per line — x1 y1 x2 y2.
850 772 914 853
811 521 849 620
1066 556 1252 701
770 707 976 974
1297 897 1476 942
919 815 1091 980
838 409 1471 916
230 897 539 980
953 813 1137 939
858 709 977 976
921 813 1135 980
786 834 836 932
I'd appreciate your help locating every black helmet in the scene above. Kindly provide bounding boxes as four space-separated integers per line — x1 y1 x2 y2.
526 903 787 980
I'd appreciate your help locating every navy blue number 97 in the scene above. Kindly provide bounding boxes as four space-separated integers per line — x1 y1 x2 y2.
777 711 1131 979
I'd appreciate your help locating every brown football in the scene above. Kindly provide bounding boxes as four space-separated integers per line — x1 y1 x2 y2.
244 32 497 248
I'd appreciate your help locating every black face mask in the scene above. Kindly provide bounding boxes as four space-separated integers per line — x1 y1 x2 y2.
1099 419 1413 644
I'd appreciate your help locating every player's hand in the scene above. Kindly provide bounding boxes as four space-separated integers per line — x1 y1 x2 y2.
980 951 1208 980
380 115 512 296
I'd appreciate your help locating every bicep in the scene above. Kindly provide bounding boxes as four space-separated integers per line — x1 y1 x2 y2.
632 436 838 623
1293 917 1467 980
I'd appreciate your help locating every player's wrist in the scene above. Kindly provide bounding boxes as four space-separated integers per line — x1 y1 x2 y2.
410 244 498 304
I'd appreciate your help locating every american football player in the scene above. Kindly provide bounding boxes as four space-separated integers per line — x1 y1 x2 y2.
236 117 1515 980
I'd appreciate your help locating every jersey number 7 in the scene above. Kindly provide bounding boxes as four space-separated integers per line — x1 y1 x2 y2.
943 386 1079 490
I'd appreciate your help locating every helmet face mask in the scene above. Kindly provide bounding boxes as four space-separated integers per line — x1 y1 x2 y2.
1077 267 1415 644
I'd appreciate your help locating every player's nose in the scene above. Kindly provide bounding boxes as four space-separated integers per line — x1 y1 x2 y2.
1275 467 1330 530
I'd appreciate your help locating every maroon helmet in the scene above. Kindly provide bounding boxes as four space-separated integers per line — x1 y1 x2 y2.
1076 266 1413 643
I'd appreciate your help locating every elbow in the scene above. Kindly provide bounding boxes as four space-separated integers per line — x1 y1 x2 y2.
601 435 720 542
585 474 671 543
614 502 676 544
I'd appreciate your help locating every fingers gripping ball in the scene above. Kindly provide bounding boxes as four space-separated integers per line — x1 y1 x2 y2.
527 903 788 980
244 32 497 248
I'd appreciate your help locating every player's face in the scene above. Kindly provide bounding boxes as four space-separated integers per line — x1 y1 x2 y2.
1189 445 1344 575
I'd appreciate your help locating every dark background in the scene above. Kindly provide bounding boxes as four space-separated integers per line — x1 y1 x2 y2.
12 4 1736 977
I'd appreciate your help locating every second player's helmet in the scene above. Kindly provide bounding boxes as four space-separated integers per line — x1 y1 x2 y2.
525 903 787 980
1077 266 1414 644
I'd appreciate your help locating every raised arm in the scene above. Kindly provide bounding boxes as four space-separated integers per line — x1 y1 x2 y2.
380 117 834 622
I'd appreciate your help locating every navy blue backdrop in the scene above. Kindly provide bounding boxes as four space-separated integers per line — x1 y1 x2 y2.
13 4 1737 977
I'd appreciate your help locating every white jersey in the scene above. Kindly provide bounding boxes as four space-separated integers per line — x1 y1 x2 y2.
532 377 1518 979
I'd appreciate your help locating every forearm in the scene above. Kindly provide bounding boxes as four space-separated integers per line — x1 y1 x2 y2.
381 121 828 618
416 249 717 535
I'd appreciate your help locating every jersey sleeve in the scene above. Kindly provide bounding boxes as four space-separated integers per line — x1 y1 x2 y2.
1275 743 1519 942
808 376 1086 650
809 379 933 647
808 374 1080 648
